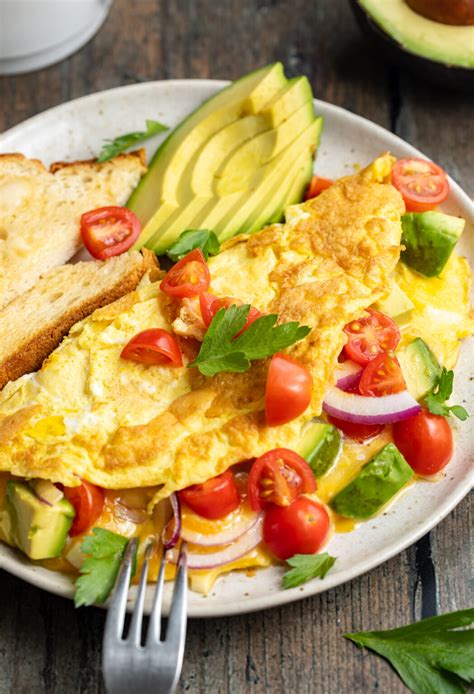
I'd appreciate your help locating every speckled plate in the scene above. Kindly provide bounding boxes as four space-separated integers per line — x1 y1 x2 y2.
0 80 472 617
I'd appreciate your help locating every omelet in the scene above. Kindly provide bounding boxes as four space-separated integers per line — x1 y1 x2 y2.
0 154 406 503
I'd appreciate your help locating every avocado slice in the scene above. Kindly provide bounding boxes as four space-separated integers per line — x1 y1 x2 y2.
397 337 441 401
4 481 75 560
356 0 474 69
373 282 415 326
297 421 342 479
330 443 414 520
401 211 465 277
128 63 287 222
216 97 315 196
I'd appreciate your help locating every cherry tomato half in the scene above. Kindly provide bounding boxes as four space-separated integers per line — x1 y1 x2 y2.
179 470 240 519
328 416 384 442
199 293 262 334
392 158 450 212
248 448 316 512
343 309 400 365
393 410 453 475
120 329 183 367
63 481 105 537
263 496 330 561
160 249 210 298
304 175 334 200
266 353 312 426
80 206 141 260
359 352 406 397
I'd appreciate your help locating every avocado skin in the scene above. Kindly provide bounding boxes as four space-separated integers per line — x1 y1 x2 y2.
350 0 474 93
297 422 341 479
4 481 75 560
330 443 414 519
401 211 465 278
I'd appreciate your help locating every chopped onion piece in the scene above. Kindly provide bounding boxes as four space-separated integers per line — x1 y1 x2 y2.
112 501 147 525
323 384 421 424
168 515 263 569
32 479 64 506
334 360 362 391
162 493 182 551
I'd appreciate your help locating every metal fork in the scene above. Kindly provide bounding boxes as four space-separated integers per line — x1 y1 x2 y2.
102 540 187 694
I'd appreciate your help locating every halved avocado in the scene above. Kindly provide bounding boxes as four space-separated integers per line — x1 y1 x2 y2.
351 0 474 91
216 98 315 196
128 63 287 222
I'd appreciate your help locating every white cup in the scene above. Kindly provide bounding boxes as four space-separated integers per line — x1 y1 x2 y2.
0 0 113 75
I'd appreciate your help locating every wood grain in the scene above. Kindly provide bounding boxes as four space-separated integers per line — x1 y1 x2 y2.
0 1 472 692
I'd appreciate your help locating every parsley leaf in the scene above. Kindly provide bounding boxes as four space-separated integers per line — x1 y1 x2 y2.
74 528 131 607
345 609 474 694
423 368 469 421
189 304 311 377
97 119 168 163
166 229 220 261
282 552 336 589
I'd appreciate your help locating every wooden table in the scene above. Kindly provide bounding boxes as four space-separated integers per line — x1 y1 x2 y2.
0 1 472 692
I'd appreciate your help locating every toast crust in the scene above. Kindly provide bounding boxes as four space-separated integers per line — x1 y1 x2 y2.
0 250 159 390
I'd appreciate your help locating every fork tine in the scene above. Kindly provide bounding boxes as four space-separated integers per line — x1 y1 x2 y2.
165 542 188 649
128 542 153 645
103 538 137 642
146 547 166 644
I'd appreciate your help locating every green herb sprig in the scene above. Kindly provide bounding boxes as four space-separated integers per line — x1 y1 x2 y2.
424 368 469 421
97 119 168 163
166 229 220 261
282 552 336 589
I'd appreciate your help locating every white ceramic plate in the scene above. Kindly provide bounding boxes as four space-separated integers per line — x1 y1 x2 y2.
0 80 472 617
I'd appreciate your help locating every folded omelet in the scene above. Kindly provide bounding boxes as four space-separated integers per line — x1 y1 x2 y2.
0 154 404 504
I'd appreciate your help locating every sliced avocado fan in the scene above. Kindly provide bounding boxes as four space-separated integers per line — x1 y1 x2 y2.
129 63 322 255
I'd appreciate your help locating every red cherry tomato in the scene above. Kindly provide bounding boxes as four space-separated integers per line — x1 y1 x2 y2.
343 309 400 365
266 353 312 426
392 158 450 212
80 206 141 260
160 249 210 298
179 470 240 519
120 329 183 367
359 352 406 397
328 415 384 442
248 448 316 512
199 293 262 334
393 410 453 475
263 496 330 561
63 481 105 537
304 175 334 200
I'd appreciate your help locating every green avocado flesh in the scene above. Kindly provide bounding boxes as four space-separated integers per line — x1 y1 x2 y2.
330 443 414 520
358 0 474 68
129 63 321 254
401 211 465 277
397 337 441 401
297 421 341 479
2 482 74 560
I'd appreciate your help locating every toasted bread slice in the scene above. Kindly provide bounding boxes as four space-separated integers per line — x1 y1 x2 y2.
0 249 159 390
0 151 146 310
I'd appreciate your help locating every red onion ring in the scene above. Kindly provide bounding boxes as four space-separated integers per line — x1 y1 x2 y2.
323 384 421 424
168 515 263 569
162 493 182 551
180 510 260 547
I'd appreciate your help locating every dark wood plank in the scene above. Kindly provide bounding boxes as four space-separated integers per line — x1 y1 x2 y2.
0 1 472 692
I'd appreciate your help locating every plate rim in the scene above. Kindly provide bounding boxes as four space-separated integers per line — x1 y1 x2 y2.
0 78 472 618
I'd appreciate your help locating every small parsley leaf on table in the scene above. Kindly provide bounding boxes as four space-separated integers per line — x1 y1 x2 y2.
423 368 469 421
97 119 168 163
74 528 133 607
282 553 336 589
345 608 474 694
188 304 311 377
166 229 221 261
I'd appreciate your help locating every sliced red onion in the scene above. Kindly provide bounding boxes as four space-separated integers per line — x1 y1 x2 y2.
323 384 421 424
180 510 260 547
32 480 64 506
168 515 263 569
334 360 362 391
113 501 147 525
162 493 182 551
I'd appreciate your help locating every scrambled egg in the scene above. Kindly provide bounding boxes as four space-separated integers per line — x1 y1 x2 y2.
0 154 408 503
